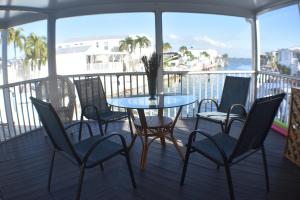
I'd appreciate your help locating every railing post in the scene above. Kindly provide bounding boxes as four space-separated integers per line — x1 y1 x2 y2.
1 29 15 138
155 10 163 94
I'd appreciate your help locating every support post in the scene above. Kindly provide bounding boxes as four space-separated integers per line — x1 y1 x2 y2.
47 15 60 108
248 17 260 101
47 14 57 78
1 29 15 138
155 10 163 94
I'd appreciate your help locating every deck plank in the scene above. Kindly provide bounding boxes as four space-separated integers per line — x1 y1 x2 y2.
0 119 300 200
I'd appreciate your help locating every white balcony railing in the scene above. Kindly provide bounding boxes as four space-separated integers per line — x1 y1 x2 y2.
0 70 295 142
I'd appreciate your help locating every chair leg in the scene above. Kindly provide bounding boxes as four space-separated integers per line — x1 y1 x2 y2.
194 115 200 130
127 113 134 138
98 120 105 136
220 123 226 133
79 113 84 141
48 151 56 192
261 146 270 192
193 116 200 141
76 164 86 200
104 122 108 134
224 162 235 200
124 150 137 188
180 146 192 185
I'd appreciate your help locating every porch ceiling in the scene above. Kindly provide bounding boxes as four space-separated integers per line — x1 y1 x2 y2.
0 0 297 27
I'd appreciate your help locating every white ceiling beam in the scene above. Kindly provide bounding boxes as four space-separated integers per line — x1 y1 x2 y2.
2 13 47 28
53 2 256 19
0 0 298 28
255 0 298 16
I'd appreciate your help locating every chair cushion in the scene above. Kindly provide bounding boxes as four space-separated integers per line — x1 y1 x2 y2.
197 111 239 123
84 110 128 122
74 135 123 165
192 133 237 164
133 116 173 129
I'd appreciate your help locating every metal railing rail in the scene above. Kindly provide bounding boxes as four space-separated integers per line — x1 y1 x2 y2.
257 71 300 124
0 70 296 142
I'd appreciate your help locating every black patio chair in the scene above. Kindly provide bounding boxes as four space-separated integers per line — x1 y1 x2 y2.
181 93 286 200
74 77 133 138
30 97 136 200
195 76 251 133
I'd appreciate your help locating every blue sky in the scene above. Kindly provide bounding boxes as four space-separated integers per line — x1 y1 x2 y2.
259 5 300 53
10 4 300 59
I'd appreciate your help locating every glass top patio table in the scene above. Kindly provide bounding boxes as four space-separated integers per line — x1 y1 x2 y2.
107 94 198 170
107 94 198 109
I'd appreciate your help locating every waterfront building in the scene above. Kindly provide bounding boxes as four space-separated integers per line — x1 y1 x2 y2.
189 49 223 70
278 48 300 75
56 35 153 74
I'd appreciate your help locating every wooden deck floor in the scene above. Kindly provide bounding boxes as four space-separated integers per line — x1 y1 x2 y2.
0 118 300 200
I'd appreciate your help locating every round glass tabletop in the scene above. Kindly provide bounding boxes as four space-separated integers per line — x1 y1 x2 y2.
107 95 198 109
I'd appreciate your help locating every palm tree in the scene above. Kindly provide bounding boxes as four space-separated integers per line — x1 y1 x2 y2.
119 36 135 53
8 27 25 60
24 33 47 71
119 36 136 71
186 51 195 61
163 42 172 52
135 36 151 57
201 51 210 58
179 46 188 55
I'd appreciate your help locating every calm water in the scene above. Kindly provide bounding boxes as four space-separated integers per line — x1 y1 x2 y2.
166 59 252 117
221 58 252 71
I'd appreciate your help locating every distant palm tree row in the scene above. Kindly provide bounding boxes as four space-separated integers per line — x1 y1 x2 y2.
119 36 151 71
179 46 195 61
8 27 47 71
119 36 177 55
119 38 229 69
119 36 151 57
163 42 172 52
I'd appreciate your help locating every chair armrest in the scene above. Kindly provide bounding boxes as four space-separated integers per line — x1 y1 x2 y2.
82 104 100 115
82 133 127 163
224 104 247 133
64 121 94 137
188 130 228 162
227 118 246 134
197 98 219 113
227 104 247 118
81 104 105 124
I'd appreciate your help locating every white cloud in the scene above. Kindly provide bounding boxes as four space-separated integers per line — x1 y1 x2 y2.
194 36 229 48
168 34 179 40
